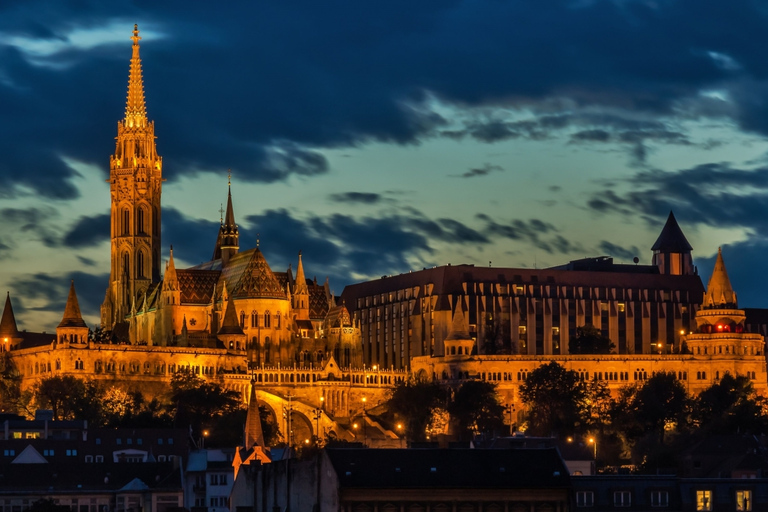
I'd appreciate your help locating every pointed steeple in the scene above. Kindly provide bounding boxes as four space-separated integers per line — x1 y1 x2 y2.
218 294 244 335
703 248 737 309
212 174 240 265
0 292 23 348
58 281 87 328
125 24 147 129
244 383 266 449
651 211 694 275
294 251 308 295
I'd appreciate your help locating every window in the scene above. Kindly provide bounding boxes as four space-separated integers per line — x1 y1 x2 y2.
168 438 173 445
264 311 271 328
736 490 752 512
576 491 594 507
614 491 631 507
95 455 104 463
43 449 54 456
696 490 712 511
66 449 77 456
3 450 14 456
85 455 93 463
651 491 669 508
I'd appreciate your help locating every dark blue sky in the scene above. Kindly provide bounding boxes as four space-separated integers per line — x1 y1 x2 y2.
1 1 768 328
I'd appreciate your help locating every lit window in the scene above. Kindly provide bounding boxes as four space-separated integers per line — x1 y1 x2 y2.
614 491 631 507
736 490 752 512
576 491 594 507
651 491 669 508
696 490 712 511
618 303 625 312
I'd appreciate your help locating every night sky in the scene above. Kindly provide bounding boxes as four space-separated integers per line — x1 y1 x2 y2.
2 1 768 330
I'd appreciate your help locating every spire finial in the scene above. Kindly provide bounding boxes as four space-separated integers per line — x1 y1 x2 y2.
125 25 147 128
256 233 260 248
219 203 224 224
131 24 141 46
228 169 231 187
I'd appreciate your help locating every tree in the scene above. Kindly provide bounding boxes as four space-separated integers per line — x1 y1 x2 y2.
167 371 244 443
447 380 505 440
0 352 21 413
387 379 448 443
519 361 588 437
569 324 615 354
632 372 690 444
34 375 104 421
695 373 768 434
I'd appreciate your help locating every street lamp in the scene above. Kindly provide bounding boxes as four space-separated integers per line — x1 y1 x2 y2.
201 430 209 449
588 436 597 459
396 423 404 448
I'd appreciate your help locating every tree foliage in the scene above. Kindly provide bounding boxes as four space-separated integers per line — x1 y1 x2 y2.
694 373 768 434
447 380 505 440
569 324 615 354
0 352 21 413
520 361 588 436
388 378 448 442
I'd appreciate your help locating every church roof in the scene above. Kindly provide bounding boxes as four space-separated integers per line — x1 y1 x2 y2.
309 281 330 319
57 281 87 329
224 248 286 300
651 211 693 252
178 270 221 304
325 304 352 328
703 248 737 309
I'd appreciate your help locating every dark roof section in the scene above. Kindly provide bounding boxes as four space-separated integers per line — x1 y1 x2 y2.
326 448 570 489
651 211 693 252
0 292 20 339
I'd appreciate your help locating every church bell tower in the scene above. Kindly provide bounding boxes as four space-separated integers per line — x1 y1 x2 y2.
101 25 163 328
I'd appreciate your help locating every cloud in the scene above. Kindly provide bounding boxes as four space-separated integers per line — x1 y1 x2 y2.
455 163 504 179
476 214 583 255
586 163 768 236
0 206 59 246
329 192 382 204
598 241 642 262
62 212 110 248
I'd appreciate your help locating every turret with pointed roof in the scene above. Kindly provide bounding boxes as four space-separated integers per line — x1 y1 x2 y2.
102 24 163 329
0 293 23 349
212 175 240 266
292 251 310 322
703 248 737 309
57 281 89 345
651 211 694 275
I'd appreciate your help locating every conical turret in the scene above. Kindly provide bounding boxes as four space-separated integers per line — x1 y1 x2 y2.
444 297 474 357
245 383 266 449
0 292 23 349
58 281 87 328
57 281 89 345
292 251 310 322
651 211 694 275
703 248 737 309
125 24 147 129
219 294 244 335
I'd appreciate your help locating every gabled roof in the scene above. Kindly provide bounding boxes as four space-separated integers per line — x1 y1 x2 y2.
651 211 693 252
11 445 47 464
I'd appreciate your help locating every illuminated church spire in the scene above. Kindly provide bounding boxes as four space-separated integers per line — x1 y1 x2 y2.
125 25 147 129
703 248 737 309
213 173 239 265
102 25 163 329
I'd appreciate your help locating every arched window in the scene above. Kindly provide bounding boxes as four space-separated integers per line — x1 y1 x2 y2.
264 337 271 364
264 311 271 328
136 251 145 278
276 314 281 329
123 253 130 277
137 207 146 234
251 311 258 328
122 208 130 235
239 311 245 328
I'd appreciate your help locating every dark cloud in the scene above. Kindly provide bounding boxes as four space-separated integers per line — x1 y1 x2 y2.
587 163 768 236
0 207 59 246
455 163 503 179
598 241 642 262
476 214 582 255
696 242 768 308
62 212 110 248
3 1 768 196
329 192 382 204
9 270 108 326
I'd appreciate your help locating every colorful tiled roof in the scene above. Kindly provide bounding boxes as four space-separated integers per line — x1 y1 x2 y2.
178 270 220 304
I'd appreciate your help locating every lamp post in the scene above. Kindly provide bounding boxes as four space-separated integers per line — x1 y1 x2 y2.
313 407 323 445
396 423 404 448
588 436 597 459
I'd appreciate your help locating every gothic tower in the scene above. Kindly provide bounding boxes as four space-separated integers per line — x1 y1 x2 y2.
212 177 240 266
102 25 163 328
651 211 694 275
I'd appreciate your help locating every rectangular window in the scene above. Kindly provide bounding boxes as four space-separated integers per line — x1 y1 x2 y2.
576 491 594 507
614 491 631 507
696 490 712 511
736 490 752 512
95 455 104 463
651 490 669 508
